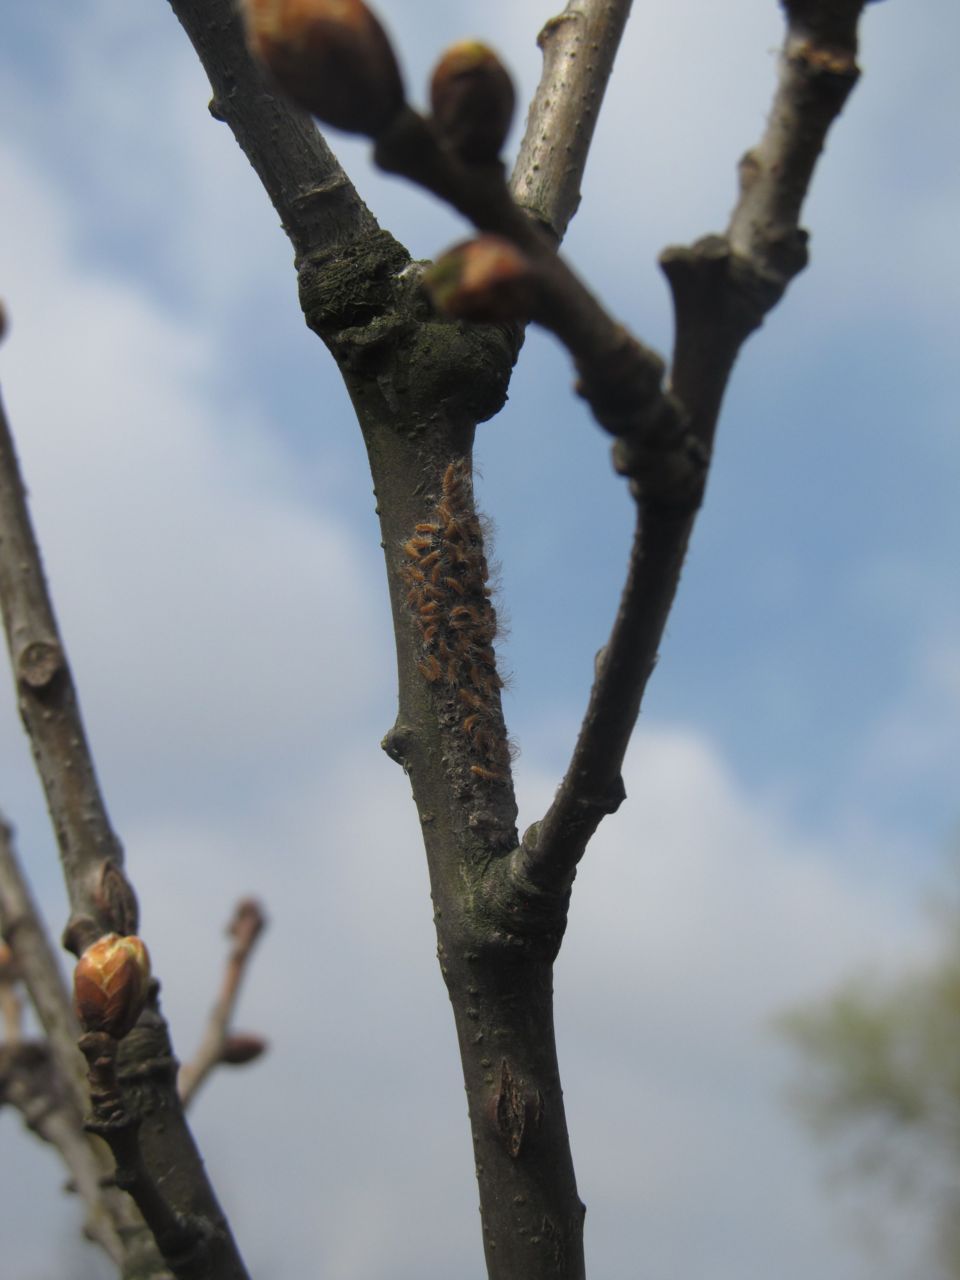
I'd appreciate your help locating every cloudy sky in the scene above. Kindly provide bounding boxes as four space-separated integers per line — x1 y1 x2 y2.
1 2 957 1278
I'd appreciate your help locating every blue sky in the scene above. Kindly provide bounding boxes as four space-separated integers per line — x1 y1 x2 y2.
0 3 958 1278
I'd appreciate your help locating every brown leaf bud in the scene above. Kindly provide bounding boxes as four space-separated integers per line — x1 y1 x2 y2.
430 41 515 162
0 940 19 983
241 0 405 137
424 236 537 323
219 1033 269 1066
73 934 151 1039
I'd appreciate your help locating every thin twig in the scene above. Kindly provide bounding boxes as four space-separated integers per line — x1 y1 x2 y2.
0 1037 130 1267
0 930 23 1041
178 898 267 1107
0 389 134 954
0 807 172 1273
512 0 634 241
0 817 89 1112
518 0 873 892
0 381 250 1278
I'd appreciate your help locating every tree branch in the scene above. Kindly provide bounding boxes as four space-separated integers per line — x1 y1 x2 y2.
164 0 380 262
0 822 176 1277
0 816 90 1115
518 0 874 893
376 111 700 504
512 0 635 241
178 898 267 1107
0 384 250 1280
0 391 134 955
0 1040 136 1268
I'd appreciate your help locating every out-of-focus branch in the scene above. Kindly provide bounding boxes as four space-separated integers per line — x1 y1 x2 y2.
0 1039 135 1269
0 813 174 1276
0 377 250 1277
517 0 875 893
178 898 268 1107
0 937 22 1041
512 0 634 240
0 817 89 1113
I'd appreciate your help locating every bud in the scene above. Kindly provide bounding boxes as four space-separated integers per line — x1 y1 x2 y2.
241 0 405 137
0 940 18 983
220 1032 269 1066
73 934 151 1039
430 41 515 162
424 236 537 323
0 300 7 345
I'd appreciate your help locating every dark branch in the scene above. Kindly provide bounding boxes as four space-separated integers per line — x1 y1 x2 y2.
0 390 133 954
375 110 700 503
518 0 874 893
0 384 249 1279
0 825 173 1274
165 0 380 261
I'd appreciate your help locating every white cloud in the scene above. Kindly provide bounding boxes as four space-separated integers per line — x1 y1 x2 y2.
0 141 388 814
116 732 928 1280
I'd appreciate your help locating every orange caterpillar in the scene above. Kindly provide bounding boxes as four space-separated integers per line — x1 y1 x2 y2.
400 459 510 782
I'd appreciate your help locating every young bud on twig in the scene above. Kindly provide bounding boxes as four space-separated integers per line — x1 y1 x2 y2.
0 300 8 345
241 0 405 137
73 934 151 1039
219 1033 269 1066
430 41 515 162
0 940 18 983
424 236 537 323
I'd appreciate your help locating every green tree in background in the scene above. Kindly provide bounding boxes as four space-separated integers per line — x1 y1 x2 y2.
781 881 960 1276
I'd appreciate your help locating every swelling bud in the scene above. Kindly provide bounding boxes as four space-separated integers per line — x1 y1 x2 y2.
74 934 151 1039
220 1033 269 1066
425 236 537 323
241 0 405 137
430 41 515 162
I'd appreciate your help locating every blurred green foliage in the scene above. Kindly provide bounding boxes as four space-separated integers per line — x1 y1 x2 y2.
780 885 960 1275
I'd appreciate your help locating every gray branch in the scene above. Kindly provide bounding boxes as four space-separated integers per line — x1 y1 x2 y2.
512 0 634 239
519 0 872 893
0 384 249 1280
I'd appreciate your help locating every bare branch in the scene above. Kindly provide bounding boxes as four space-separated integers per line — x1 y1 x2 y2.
0 382 250 1278
165 0 380 261
512 0 634 240
79 1029 211 1280
0 818 89 1109
377 112 700 503
0 390 133 953
178 898 268 1107
0 805 174 1276
0 937 23 1041
0 1040 131 1268
518 0 875 892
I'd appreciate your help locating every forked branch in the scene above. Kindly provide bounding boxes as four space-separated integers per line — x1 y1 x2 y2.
521 0 875 893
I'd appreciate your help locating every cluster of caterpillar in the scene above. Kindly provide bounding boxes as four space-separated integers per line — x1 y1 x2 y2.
401 460 510 783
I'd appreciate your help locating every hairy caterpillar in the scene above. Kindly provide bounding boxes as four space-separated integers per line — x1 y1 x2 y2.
401 459 510 783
